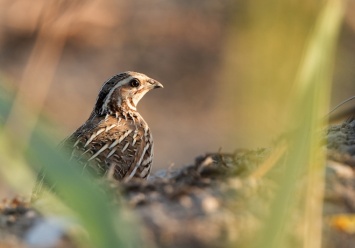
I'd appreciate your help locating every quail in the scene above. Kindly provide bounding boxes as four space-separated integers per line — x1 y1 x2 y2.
67 71 164 180
37 71 163 191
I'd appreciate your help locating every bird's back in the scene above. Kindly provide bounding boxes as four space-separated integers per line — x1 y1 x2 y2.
62 112 153 180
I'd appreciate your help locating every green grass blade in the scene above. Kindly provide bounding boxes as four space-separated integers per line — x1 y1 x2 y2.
255 1 345 248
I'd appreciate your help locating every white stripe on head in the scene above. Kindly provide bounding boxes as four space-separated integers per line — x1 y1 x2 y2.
97 71 152 114
101 76 133 114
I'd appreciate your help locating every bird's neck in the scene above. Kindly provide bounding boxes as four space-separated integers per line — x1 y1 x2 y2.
112 99 138 118
95 97 138 116
120 98 137 111
92 101 142 125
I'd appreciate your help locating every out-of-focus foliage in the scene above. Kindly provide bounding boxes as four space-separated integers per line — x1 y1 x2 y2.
223 1 345 248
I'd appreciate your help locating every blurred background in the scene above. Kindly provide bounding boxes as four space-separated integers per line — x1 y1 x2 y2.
0 0 354 174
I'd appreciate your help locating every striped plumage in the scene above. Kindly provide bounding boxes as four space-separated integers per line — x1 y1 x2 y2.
60 71 163 181
43 72 162 183
31 71 162 201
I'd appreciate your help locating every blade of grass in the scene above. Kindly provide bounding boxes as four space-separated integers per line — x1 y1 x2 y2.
0 82 37 196
0 1 69 196
298 1 345 248
255 1 345 248
28 128 137 248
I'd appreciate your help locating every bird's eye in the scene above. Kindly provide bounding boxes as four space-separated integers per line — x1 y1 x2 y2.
129 79 140 87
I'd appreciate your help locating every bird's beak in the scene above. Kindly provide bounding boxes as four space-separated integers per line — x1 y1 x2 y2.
154 81 164 89
148 79 164 89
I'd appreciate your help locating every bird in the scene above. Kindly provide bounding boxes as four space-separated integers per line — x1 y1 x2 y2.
36 71 163 193
64 71 163 181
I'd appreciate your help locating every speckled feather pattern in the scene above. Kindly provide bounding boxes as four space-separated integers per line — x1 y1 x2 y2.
32 71 162 199
62 111 153 180
59 71 162 181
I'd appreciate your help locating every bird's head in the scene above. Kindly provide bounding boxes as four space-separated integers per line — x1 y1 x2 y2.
94 71 163 115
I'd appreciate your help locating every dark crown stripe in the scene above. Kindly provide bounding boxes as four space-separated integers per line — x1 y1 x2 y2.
94 72 131 115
